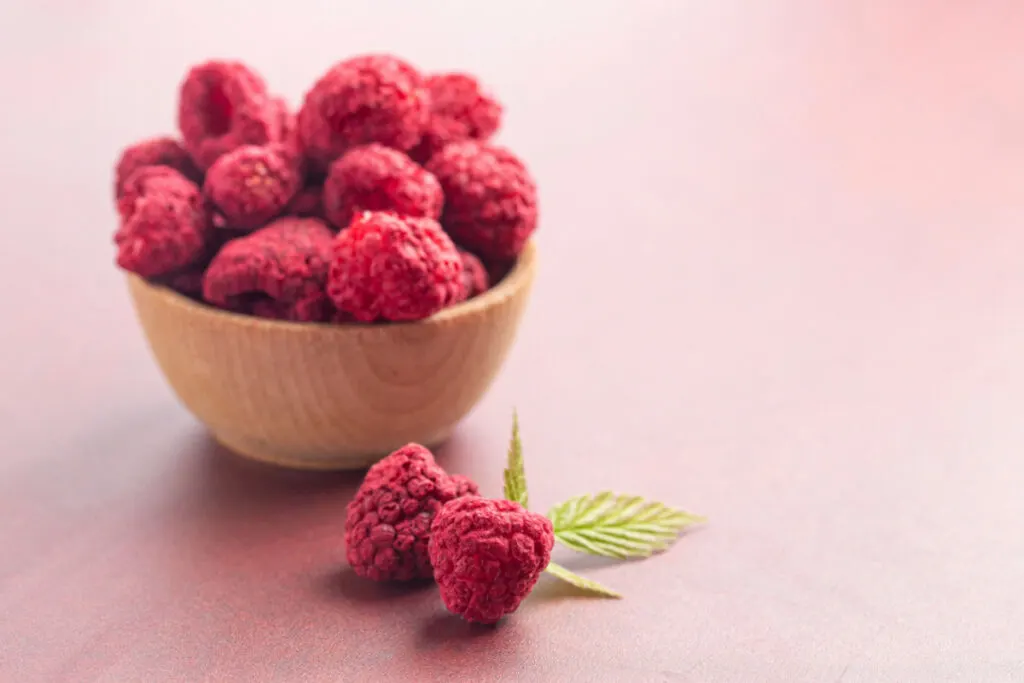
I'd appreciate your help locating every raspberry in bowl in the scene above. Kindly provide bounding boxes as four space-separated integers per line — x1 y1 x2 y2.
116 55 538 469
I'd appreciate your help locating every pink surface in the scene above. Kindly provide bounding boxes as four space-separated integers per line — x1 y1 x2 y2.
1 2 1023 681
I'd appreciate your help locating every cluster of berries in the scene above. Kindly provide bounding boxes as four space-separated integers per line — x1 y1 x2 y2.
112 55 536 323
345 444 553 624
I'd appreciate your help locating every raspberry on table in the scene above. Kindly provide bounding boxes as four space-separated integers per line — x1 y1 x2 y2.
409 73 502 165
344 444 479 582
177 60 283 170
204 144 303 231
425 141 538 262
113 136 202 199
322 144 442 230
114 167 210 279
429 497 554 624
326 212 464 322
202 217 335 322
456 249 489 302
297 54 429 168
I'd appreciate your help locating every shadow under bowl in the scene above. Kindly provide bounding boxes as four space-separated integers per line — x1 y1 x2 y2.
126 241 537 470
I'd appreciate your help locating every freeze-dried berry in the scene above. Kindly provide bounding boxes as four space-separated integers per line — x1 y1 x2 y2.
426 141 537 262
322 144 442 229
114 167 209 278
409 73 502 164
450 474 480 498
113 136 202 199
297 54 429 168
178 60 282 170
287 186 325 220
117 165 202 220
429 497 554 624
204 144 302 231
327 212 463 323
202 217 335 322
456 249 489 302
249 290 331 322
161 267 206 299
344 444 479 582
271 96 302 163
486 259 515 288
329 308 357 324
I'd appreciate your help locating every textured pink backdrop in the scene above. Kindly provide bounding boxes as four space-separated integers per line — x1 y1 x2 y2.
1 2 1023 681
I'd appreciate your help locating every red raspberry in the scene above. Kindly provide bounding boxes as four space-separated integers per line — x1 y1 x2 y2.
161 268 206 299
326 212 464 322
409 73 502 164
287 186 325 220
297 54 429 168
486 259 515 288
248 292 331 322
114 168 210 278
203 144 303 231
202 217 335 322
456 249 489 302
429 497 554 624
425 141 538 262
178 60 282 170
451 474 479 498
271 96 302 162
113 136 202 199
322 144 442 229
345 444 479 582
117 165 201 220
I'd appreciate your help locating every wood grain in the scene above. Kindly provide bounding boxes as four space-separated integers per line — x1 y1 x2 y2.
126 241 536 469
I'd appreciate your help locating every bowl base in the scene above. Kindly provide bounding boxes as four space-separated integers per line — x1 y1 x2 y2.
211 429 454 471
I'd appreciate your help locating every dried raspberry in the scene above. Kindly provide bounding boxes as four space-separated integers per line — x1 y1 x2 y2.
113 136 202 199
450 474 480 498
329 308 357 324
114 168 210 278
322 144 442 229
248 291 331 322
429 497 554 624
202 217 334 322
409 73 502 164
486 259 515 288
297 54 429 168
456 249 489 302
326 212 463 322
271 96 302 162
178 60 282 169
426 141 538 262
162 268 206 298
344 444 479 582
117 166 201 220
204 144 302 231
287 186 325 220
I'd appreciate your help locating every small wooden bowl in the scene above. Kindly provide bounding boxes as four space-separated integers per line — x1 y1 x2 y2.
126 241 536 470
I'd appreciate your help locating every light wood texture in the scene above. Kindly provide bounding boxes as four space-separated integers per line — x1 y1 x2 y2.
126 241 536 469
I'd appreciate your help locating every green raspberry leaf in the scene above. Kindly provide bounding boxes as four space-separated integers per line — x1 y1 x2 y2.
502 409 529 509
545 561 623 599
548 492 706 559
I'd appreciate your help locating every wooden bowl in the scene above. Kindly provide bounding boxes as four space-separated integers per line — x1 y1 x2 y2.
126 241 536 470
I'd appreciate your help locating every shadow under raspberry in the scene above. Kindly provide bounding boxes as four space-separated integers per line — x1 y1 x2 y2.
320 566 437 604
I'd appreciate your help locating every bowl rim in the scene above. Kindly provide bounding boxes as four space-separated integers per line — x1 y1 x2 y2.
126 239 536 334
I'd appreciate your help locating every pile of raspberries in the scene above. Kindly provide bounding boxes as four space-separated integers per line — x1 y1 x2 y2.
112 55 537 323
345 444 553 624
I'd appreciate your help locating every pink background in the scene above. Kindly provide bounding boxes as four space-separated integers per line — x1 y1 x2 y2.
2 2 1023 681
